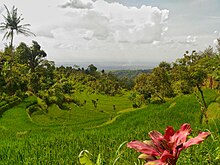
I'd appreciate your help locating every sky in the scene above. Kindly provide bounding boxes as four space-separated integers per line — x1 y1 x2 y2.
0 0 220 69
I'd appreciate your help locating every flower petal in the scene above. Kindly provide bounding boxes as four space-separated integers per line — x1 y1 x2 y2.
143 140 154 145
127 140 160 156
149 131 169 152
160 150 174 162
183 132 210 149
164 126 175 141
138 154 156 161
171 123 191 146
145 160 167 165
149 131 164 142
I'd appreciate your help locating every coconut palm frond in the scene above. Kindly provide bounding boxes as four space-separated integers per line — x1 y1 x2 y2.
1 4 35 48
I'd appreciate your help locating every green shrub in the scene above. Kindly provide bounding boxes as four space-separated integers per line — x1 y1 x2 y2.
0 95 22 115
0 101 7 107
0 103 9 111
26 104 42 116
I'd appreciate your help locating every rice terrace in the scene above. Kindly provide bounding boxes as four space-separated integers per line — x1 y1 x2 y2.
0 0 220 165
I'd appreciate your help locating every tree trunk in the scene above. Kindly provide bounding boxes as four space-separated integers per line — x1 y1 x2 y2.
209 76 213 89
10 29 14 49
196 84 208 124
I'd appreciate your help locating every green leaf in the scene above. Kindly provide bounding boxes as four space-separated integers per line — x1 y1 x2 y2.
78 150 95 165
96 153 102 165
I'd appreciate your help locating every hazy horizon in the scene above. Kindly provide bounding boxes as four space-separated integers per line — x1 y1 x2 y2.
56 61 158 70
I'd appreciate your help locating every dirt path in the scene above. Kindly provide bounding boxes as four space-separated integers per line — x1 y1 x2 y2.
92 106 146 128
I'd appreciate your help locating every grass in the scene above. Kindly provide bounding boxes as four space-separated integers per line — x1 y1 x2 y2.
31 91 132 129
0 97 37 131
0 89 219 164
207 102 220 119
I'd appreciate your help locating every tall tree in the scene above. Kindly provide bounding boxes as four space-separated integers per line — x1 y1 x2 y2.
0 5 35 48
150 61 174 101
15 41 54 93
15 41 47 72
172 51 208 124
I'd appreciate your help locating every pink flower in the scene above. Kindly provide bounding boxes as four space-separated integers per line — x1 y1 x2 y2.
127 123 210 165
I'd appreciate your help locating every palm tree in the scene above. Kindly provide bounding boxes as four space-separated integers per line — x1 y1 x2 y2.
0 5 35 48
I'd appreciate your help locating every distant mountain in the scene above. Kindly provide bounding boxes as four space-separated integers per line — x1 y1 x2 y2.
56 62 157 71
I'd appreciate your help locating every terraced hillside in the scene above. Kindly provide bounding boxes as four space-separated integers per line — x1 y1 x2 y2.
0 89 219 164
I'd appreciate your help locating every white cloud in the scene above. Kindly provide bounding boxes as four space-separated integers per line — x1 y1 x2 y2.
35 26 56 38
214 30 220 37
60 0 93 9
62 10 112 41
57 0 169 45
186 35 197 43
176 35 197 46
83 30 94 40
0 0 171 65
1 0 170 52
213 39 218 45
152 41 160 45
0 6 4 14
0 7 3 35
213 31 220 46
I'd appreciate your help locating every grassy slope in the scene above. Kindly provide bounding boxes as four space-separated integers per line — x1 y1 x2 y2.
0 89 219 164
0 97 37 132
31 91 132 129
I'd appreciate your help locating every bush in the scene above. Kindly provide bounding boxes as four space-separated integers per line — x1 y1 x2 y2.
0 101 7 107
0 96 21 116
0 103 9 112
26 104 42 116
23 96 38 109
